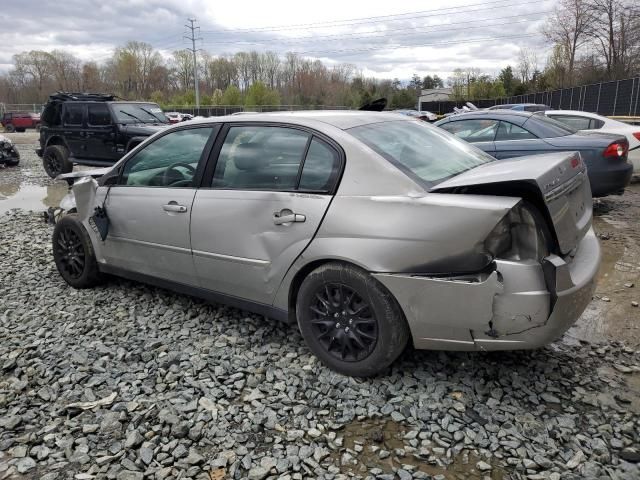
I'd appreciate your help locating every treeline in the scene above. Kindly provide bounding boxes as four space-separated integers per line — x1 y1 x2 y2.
0 44 432 109
0 0 636 108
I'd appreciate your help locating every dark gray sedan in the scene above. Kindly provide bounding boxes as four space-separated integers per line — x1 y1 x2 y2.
435 111 633 197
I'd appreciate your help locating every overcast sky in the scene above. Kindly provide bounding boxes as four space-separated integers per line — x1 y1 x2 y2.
0 0 556 81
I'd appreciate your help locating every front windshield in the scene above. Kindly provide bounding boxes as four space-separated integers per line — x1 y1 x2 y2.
349 120 494 186
112 103 169 124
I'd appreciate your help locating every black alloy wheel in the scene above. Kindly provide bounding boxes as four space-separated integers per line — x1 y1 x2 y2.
296 262 410 377
55 226 85 280
52 214 102 288
309 283 378 362
42 145 72 178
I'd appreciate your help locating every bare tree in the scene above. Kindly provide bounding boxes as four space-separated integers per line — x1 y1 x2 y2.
517 47 538 83
49 50 82 91
587 0 640 79
12 50 53 100
542 0 590 85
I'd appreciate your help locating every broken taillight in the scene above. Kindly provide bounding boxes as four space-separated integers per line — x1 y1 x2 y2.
603 141 628 158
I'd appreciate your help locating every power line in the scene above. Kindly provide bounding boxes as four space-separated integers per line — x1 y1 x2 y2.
199 0 543 35
199 13 552 48
200 11 551 46
293 33 543 56
184 18 202 108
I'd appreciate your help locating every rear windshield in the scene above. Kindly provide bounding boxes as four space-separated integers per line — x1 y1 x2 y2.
529 113 577 136
349 120 494 187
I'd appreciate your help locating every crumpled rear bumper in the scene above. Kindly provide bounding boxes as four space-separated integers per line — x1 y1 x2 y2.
373 227 600 351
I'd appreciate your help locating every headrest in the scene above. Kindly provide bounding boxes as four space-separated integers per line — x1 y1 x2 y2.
233 143 269 171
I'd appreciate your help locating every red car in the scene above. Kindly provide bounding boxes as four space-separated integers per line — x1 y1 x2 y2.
2 112 41 132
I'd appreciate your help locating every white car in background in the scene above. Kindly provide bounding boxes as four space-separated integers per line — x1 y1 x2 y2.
545 110 640 174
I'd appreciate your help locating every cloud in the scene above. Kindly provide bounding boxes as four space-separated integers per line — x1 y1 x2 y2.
0 0 555 80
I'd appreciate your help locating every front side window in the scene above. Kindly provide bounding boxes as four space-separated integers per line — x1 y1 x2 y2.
495 121 537 141
439 119 499 143
88 104 112 126
121 128 214 187
212 126 310 190
64 105 84 126
350 120 494 186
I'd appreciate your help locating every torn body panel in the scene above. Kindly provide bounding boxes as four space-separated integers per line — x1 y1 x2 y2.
374 227 599 351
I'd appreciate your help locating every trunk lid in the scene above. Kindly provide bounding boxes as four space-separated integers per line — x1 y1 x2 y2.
431 152 592 255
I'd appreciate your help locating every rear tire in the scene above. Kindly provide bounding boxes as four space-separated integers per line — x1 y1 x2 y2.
52 214 102 288
296 262 410 377
4 124 15 133
43 144 72 178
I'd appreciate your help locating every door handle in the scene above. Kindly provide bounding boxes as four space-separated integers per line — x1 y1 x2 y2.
163 202 188 213
273 210 305 225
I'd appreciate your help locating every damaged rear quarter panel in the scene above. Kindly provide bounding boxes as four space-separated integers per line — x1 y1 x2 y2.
305 192 521 273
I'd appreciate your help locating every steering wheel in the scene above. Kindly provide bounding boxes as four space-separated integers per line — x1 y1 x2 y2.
162 162 196 186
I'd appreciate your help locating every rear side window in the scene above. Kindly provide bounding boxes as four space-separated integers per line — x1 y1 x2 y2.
550 115 592 130
63 105 84 126
495 121 537 141
439 119 499 143
88 104 112 126
299 138 341 191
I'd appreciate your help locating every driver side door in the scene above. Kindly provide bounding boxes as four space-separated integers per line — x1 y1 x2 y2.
101 126 218 285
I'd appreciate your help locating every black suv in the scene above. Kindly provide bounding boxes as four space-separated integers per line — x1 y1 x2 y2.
37 93 170 178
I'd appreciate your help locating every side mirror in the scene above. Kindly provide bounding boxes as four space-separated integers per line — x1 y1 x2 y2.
103 174 118 186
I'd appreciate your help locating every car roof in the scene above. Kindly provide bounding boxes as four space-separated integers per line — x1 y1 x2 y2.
186 110 412 130
546 110 602 119
440 110 533 121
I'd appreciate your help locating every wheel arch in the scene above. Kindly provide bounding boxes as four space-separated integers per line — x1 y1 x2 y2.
45 135 69 151
125 136 148 152
284 257 404 325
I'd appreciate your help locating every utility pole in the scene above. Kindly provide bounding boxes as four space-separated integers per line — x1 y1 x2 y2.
184 18 202 108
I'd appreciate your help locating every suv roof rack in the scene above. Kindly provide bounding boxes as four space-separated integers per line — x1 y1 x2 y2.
48 92 119 102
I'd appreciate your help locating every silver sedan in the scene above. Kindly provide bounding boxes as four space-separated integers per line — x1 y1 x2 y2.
52 111 600 377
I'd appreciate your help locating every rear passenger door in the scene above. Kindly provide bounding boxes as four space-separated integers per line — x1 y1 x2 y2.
62 103 87 158
493 121 550 159
190 124 342 305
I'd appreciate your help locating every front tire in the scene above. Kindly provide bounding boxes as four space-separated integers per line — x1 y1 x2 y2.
296 262 410 377
43 144 72 178
52 215 102 288
4 124 15 133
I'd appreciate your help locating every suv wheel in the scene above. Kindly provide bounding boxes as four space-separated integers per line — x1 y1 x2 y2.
52 214 102 288
43 145 72 178
296 262 410 377
4 124 15 133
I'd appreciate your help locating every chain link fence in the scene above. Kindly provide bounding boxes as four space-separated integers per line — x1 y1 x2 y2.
0 103 350 117
420 76 640 116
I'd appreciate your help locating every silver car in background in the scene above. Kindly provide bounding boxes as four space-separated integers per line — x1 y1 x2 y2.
52 111 600 376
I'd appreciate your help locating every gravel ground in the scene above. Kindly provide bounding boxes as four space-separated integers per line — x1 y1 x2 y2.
1 138 639 480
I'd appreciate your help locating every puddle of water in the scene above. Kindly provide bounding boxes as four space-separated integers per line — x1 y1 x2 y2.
334 419 506 479
568 213 640 347
0 183 69 214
